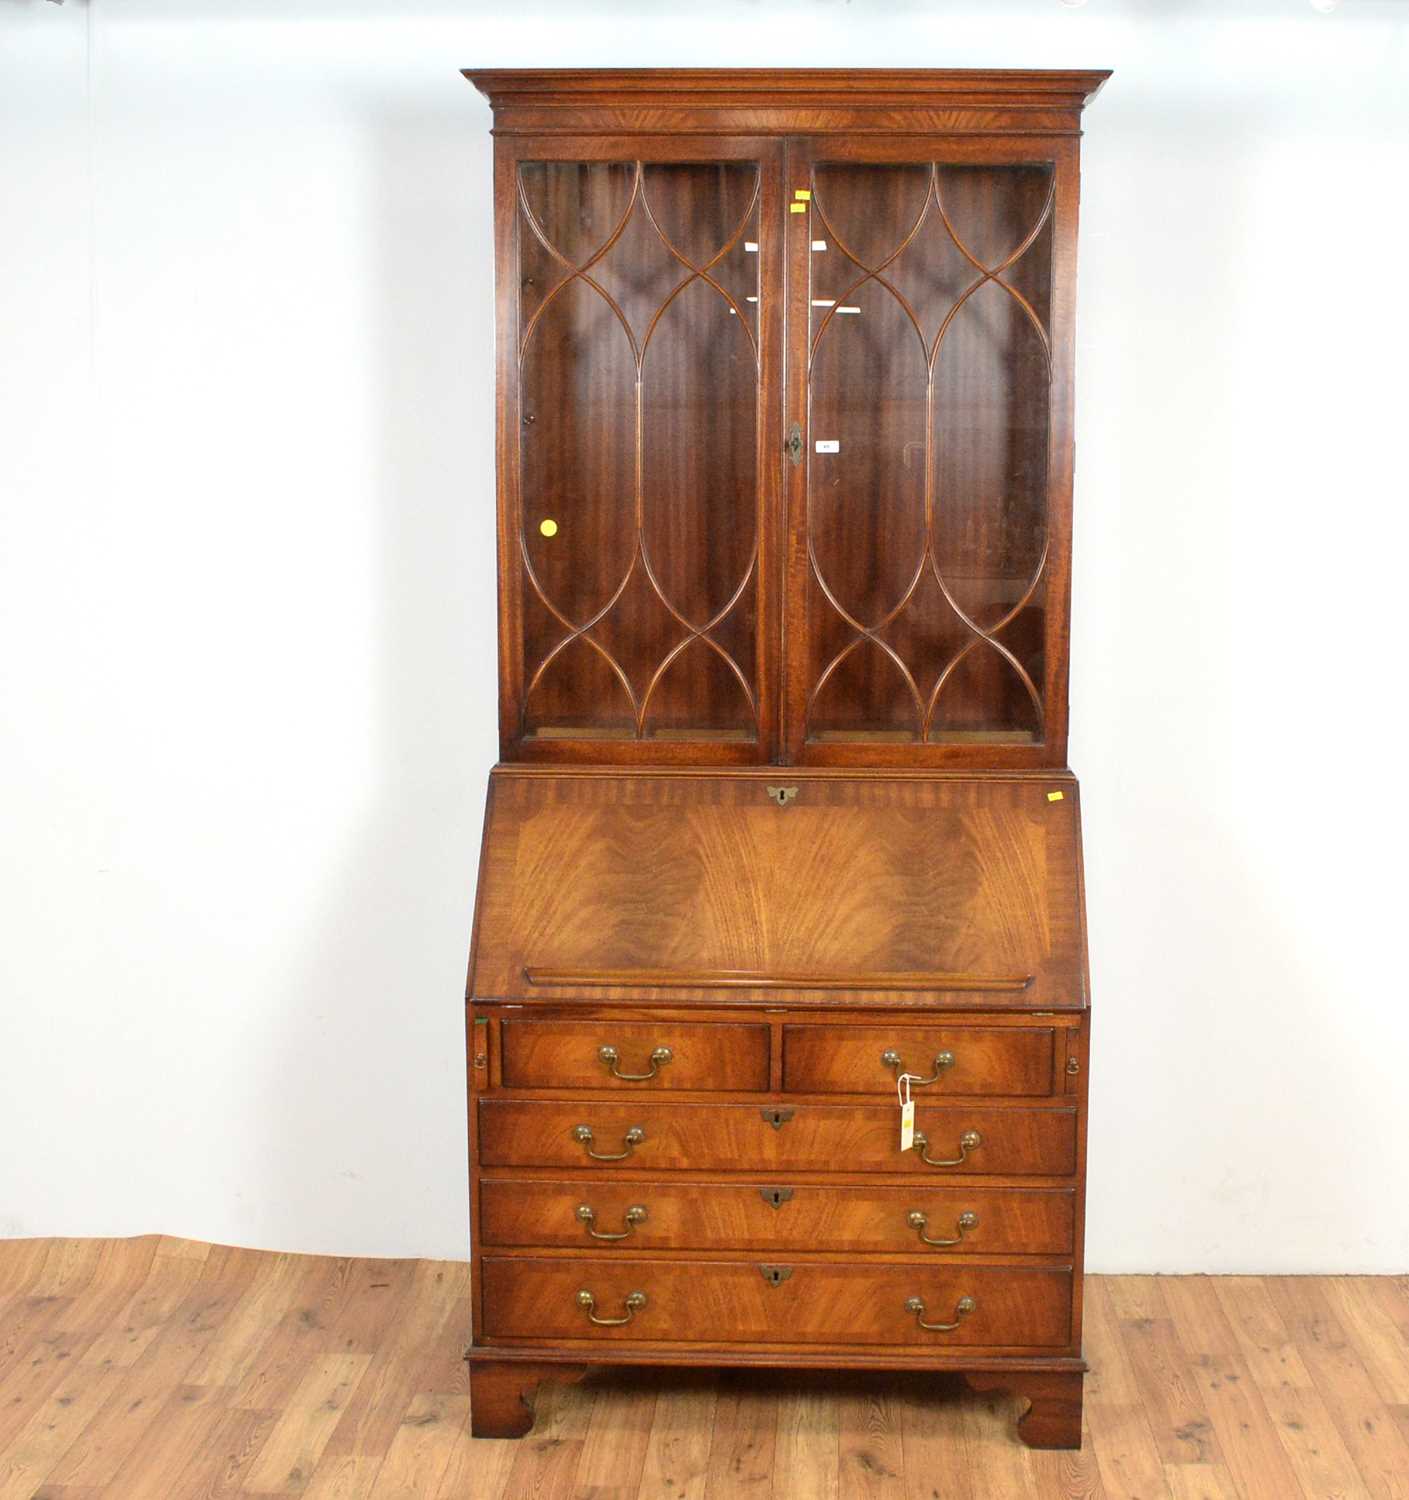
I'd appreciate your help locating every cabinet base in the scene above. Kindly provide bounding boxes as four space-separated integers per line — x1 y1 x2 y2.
468 1358 589 1438
963 1368 1084 1449
466 1352 1083 1448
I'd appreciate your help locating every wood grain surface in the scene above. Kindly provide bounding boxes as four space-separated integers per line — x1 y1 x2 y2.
501 1019 770 1092
470 769 1086 1008
478 1178 1077 1255
480 1256 1073 1347
477 1098 1078 1176
3 1238 1406 1499
782 1023 1055 1096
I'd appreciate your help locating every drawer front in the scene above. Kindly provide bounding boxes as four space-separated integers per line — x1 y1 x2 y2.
499 1020 769 1092
783 1025 1054 1097
478 1101 1077 1176
481 1256 1073 1348
480 1179 1076 1255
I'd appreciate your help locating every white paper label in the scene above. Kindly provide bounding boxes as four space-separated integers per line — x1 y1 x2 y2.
900 1100 915 1152
811 239 828 251
838 306 861 315
815 439 839 454
744 241 759 252
811 299 835 308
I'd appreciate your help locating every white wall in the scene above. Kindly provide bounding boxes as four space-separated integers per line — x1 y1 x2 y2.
2 0 1406 1271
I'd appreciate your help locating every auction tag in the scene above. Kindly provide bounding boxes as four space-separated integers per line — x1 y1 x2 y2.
897 1073 916 1151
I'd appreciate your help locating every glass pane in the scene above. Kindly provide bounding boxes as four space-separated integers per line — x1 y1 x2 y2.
520 277 636 627
804 159 1055 746
516 160 762 744
808 278 927 741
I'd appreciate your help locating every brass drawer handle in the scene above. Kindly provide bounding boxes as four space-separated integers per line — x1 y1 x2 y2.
912 1129 982 1167
576 1203 647 1241
598 1044 672 1081
907 1209 978 1246
576 1289 646 1326
883 1049 956 1086
905 1294 976 1332
571 1124 644 1161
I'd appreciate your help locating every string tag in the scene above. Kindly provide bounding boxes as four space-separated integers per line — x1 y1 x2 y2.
896 1073 917 1151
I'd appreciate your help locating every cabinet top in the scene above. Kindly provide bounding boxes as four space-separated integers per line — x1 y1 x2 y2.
464 68 1112 136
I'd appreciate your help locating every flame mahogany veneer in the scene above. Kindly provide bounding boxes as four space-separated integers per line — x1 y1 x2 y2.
462 67 1108 1449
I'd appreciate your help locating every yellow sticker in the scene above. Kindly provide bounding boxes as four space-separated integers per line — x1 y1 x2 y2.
789 203 807 214
539 518 558 538
793 188 812 200
1047 790 1064 802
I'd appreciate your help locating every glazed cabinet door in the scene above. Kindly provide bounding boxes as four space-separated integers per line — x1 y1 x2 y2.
496 136 785 762
782 136 1078 768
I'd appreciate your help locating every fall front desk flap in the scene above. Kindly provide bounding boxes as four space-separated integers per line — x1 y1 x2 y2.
468 769 1087 1010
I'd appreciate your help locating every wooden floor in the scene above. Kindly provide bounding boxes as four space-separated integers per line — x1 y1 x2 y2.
1 1239 1407 1499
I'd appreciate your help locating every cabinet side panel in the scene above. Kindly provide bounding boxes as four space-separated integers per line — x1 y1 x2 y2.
493 143 525 755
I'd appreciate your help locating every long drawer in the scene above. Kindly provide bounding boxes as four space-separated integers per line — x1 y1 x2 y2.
500 1019 769 1092
782 1024 1054 1096
480 1178 1075 1254
481 1256 1073 1348
477 1100 1077 1176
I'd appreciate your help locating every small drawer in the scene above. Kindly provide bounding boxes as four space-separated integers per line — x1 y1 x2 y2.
478 1100 1077 1177
480 1178 1076 1255
499 1020 769 1092
481 1256 1073 1349
783 1025 1054 1097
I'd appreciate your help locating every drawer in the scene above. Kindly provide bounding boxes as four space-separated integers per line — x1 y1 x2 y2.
499 1020 768 1092
478 1100 1077 1177
480 1178 1076 1255
783 1025 1053 1097
481 1256 1073 1349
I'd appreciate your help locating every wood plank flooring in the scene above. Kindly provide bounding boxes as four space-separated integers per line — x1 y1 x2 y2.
1 1238 1406 1498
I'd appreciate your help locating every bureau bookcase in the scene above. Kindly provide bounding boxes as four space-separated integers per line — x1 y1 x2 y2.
462 68 1108 1448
